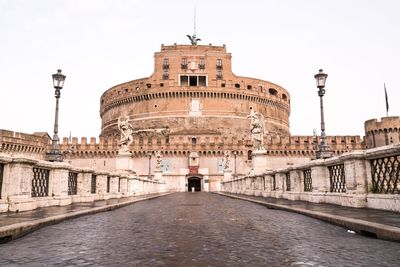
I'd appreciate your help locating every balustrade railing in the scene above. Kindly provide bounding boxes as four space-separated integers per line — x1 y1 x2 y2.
285 172 291 191
68 172 78 195
370 155 400 194
329 164 346 193
91 174 97 194
303 169 312 192
32 168 49 197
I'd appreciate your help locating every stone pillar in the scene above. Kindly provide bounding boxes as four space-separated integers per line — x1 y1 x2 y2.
119 175 128 196
310 164 328 203
275 172 285 198
254 175 263 196
344 155 368 207
115 152 133 174
95 172 109 200
7 158 37 212
51 163 71 206
223 170 232 182
154 170 163 182
262 173 274 197
77 170 94 202
251 149 268 175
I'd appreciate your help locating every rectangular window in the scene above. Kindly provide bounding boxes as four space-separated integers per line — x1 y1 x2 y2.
163 58 169 69
199 58 205 69
189 76 197 86
163 69 169 80
181 58 188 69
216 59 222 69
181 75 207 87
216 70 223 80
199 76 206 86
180 75 189 86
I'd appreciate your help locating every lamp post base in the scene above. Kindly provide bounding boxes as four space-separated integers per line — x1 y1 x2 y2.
316 150 332 159
45 150 64 162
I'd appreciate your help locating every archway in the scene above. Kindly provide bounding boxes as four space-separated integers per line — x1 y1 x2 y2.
188 177 201 192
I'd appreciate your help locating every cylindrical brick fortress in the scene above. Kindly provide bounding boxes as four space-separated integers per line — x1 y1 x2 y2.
100 44 291 139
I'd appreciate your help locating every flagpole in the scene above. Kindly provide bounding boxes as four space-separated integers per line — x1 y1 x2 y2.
384 83 389 117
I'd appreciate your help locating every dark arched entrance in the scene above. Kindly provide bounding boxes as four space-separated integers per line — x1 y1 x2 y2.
188 177 201 192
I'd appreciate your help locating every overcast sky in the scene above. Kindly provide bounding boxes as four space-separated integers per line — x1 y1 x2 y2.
0 0 399 140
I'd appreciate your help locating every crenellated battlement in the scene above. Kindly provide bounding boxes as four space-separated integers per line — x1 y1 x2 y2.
0 130 50 158
364 117 400 148
58 133 364 159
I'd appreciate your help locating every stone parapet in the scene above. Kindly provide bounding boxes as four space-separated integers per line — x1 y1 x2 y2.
221 144 400 212
0 154 166 213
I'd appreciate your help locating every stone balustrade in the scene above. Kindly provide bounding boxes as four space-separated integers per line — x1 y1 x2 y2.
0 153 166 213
221 144 400 212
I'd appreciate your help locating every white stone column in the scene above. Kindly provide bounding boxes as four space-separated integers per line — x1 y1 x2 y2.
223 170 232 182
262 173 274 197
254 176 263 196
251 149 268 175
154 170 163 182
51 163 71 206
77 170 94 202
115 152 133 173
119 175 128 196
95 172 109 200
310 164 328 203
7 158 37 212
344 154 368 207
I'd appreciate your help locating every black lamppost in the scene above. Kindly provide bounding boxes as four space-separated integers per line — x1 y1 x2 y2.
314 69 332 159
147 151 152 178
46 69 66 162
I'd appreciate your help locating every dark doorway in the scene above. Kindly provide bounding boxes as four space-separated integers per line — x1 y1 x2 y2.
188 177 201 192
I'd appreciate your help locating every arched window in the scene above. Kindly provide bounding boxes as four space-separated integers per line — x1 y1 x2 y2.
269 88 278 96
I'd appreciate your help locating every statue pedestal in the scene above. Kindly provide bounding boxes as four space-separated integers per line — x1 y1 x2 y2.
116 152 133 174
251 149 267 175
154 170 163 181
223 170 232 182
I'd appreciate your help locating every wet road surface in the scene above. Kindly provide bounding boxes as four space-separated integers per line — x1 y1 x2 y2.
0 192 399 266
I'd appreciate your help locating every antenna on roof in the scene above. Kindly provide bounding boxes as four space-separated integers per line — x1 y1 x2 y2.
186 6 201 45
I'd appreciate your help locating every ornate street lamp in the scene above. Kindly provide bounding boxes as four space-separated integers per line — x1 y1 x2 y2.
45 69 66 162
314 69 332 159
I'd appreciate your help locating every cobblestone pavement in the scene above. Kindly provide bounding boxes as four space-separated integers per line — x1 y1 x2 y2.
0 192 400 266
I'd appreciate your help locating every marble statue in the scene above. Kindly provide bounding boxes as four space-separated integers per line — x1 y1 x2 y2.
247 110 266 151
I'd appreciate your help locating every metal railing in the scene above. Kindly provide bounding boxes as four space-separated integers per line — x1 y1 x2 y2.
32 168 49 197
303 169 312 192
107 176 111 193
272 174 276 190
329 164 346 192
370 155 400 194
68 172 78 195
286 172 291 191
91 174 97 194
